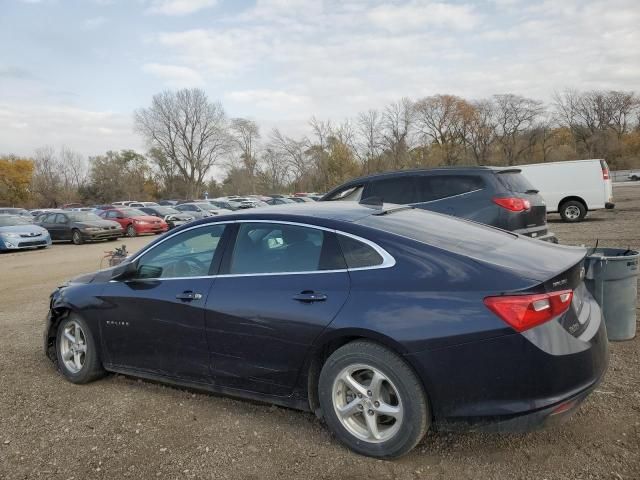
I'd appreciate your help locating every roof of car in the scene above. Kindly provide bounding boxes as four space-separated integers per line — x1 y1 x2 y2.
325 166 519 188
196 201 397 224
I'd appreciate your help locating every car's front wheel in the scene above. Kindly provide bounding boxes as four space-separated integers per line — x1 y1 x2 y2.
126 224 137 237
56 315 105 384
318 341 429 459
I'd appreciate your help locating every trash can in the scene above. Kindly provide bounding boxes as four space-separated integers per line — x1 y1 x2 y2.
585 248 639 341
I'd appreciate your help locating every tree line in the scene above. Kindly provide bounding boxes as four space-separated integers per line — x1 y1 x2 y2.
1 87 639 207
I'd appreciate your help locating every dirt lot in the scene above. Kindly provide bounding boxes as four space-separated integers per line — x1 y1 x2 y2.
1 187 639 480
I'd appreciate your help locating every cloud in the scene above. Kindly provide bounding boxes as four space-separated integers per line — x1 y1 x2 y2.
145 0 218 16
0 104 141 157
368 1 480 32
226 89 311 111
81 16 108 30
142 63 205 87
0 66 34 80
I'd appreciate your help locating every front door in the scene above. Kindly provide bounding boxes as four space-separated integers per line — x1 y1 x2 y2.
205 222 350 396
100 223 228 382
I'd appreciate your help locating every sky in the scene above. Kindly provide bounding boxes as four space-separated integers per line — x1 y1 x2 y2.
1 0 639 160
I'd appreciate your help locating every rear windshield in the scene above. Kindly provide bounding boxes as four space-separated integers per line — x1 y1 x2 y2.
496 171 536 193
357 208 514 256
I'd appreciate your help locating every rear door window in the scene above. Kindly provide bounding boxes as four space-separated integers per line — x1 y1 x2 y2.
414 175 484 202
365 177 417 204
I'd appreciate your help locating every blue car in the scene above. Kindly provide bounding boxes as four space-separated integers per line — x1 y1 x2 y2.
43 202 607 458
0 214 52 251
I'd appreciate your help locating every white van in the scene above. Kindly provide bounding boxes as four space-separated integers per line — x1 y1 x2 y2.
517 159 614 222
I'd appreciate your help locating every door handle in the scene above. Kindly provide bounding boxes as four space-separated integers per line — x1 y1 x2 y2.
176 291 202 301
293 291 327 303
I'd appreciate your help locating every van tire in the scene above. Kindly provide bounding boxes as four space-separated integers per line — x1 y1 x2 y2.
559 200 586 222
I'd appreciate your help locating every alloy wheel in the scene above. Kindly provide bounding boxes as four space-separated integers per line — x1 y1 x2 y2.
72 231 81 245
332 364 403 443
59 320 87 374
126 225 136 237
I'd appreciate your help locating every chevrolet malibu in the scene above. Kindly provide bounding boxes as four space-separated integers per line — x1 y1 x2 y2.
0 214 51 250
44 202 607 458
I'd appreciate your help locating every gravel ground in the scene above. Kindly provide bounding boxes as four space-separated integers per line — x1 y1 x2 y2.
1 186 639 480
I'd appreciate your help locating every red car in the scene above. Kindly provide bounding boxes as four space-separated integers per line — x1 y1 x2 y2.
99 207 168 237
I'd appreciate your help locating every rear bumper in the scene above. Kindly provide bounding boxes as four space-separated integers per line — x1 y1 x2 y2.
605 202 615 209
407 294 608 432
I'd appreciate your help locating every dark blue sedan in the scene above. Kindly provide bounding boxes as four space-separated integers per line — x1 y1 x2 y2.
44 202 607 458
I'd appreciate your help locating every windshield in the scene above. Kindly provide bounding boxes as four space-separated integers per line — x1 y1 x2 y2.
67 212 102 222
120 208 146 217
195 202 218 210
0 215 31 226
154 207 179 215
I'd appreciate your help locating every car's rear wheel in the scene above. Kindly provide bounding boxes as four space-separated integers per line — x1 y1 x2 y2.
71 229 84 245
126 224 137 237
559 200 586 222
318 341 429 459
108 237 118 241
56 315 105 384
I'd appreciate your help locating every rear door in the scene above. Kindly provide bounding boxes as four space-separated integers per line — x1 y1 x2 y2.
54 214 72 241
204 222 350 396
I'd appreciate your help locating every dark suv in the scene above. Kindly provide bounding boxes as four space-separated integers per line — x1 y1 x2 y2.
321 167 557 242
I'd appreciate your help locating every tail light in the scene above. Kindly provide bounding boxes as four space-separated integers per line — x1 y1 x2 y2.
493 197 531 212
484 290 573 332
600 160 610 180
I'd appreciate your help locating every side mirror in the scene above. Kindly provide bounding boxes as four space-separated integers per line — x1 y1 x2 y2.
137 264 163 279
112 261 138 280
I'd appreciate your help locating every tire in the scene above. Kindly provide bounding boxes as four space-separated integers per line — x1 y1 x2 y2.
632 175 639 181
71 229 84 245
56 314 105 384
126 224 137 237
318 341 429 459
559 200 586 222
108 237 118 241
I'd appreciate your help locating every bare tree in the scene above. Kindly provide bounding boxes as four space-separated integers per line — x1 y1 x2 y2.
493 94 544 165
355 109 384 173
134 88 230 198
268 129 310 189
460 100 497 165
381 98 414 169
414 94 468 165
230 118 261 193
258 147 290 193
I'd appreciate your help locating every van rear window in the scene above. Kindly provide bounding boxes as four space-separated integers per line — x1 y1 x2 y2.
496 171 536 193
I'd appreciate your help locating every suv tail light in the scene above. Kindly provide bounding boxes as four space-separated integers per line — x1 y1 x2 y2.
484 290 573 332
493 197 531 212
